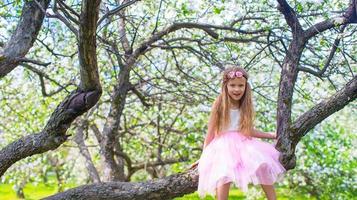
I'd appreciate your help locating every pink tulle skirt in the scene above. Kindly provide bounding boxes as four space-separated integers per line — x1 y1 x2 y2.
197 130 286 198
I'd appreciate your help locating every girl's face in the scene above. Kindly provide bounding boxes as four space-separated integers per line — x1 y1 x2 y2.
227 77 246 102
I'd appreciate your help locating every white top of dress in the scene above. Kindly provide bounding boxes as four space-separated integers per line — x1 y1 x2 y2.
222 108 240 132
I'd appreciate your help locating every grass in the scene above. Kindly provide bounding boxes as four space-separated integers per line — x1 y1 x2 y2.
174 188 246 200
174 185 315 200
0 183 314 200
0 182 76 200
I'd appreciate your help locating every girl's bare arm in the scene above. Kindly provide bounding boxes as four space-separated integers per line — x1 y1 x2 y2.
251 128 276 139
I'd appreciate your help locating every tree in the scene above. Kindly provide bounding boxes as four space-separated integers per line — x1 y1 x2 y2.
0 0 356 199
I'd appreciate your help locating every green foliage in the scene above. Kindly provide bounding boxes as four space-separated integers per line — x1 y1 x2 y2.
174 186 316 200
213 6 225 14
181 3 191 16
287 120 356 199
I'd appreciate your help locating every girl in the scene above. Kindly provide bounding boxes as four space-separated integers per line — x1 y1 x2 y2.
190 65 286 200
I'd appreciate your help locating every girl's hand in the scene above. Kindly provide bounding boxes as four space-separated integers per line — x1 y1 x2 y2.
188 160 199 170
270 131 277 139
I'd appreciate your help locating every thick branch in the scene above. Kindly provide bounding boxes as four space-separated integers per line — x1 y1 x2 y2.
44 170 198 200
304 0 357 39
78 0 102 90
0 0 50 78
0 90 101 177
276 0 303 36
291 76 357 140
275 38 306 171
0 0 102 178
100 66 131 181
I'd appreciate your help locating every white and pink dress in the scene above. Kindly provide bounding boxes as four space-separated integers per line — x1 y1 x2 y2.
197 108 286 198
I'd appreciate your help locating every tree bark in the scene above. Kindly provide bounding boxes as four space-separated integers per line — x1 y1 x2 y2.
290 76 357 140
0 90 101 177
44 169 198 200
275 0 357 170
276 39 305 170
0 0 50 77
0 0 102 177
101 66 131 181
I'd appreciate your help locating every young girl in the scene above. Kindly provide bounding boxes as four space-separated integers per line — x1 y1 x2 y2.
190 65 286 200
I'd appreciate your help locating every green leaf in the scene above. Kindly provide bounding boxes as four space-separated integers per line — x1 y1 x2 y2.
296 3 303 13
181 3 190 16
213 6 224 14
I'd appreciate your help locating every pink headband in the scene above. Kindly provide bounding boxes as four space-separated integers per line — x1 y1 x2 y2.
227 71 245 79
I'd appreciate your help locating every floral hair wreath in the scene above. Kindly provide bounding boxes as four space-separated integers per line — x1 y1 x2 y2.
227 71 247 79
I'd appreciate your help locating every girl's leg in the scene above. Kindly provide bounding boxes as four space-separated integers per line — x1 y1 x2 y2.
216 182 231 200
261 184 277 200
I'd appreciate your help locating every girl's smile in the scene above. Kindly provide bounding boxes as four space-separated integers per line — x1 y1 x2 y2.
227 77 246 102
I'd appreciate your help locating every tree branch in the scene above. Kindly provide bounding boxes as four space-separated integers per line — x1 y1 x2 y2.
78 0 102 91
0 0 51 78
129 21 268 67
73 119 101 183
0 0 102 178
304 0 357 40
117 0 133 55
57 0 80 25
44 170 198 200
276 0 303 36
0 89 101 177
97 0 141 26
290 75 357 140
128 82 153 107
298 25 347 78
48 3 79 36
22 63 73 96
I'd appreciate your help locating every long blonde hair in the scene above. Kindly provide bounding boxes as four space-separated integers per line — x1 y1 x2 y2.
210 65 255 137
